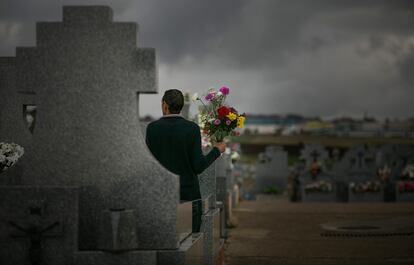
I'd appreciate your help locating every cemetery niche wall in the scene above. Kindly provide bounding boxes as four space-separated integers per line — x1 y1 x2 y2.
0 6 208 265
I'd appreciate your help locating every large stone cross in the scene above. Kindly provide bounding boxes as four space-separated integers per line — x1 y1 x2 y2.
13 6 179 250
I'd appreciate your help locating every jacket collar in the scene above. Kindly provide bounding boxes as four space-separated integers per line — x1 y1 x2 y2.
161 114 183 118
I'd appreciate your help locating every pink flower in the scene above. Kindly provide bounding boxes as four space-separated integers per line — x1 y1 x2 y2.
214 119 221 125
226 120 232 126
219 86 230 95
205 93 215 101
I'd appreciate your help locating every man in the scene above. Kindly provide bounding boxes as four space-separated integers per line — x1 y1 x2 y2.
146 89 226 232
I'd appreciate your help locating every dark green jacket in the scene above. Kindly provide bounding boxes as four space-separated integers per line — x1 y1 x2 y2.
145 116 221 201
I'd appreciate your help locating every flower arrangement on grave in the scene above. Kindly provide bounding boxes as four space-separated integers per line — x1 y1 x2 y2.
377 165 391 183
310 160 322 179
400 164 414 180
193 86 245 143
304 180 332 193
350 181 382 193
398 181 414 193
0 142 24 172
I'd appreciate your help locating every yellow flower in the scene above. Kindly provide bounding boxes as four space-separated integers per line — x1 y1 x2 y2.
226 112 237 121
237 116 245 128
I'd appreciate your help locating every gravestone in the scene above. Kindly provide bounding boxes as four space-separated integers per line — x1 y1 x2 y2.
0 5 203 265
215 155 229 239
344 145 382 202
393 145 414 202
199 150 223 265
0 57 33 185
254 146 289 194
298 144 336 202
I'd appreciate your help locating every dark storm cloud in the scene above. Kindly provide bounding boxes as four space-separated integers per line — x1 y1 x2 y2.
1 0 413 118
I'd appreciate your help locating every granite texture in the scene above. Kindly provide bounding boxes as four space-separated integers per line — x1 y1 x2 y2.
0 57 33 185
199 150 218 209
157 233 204 265
201 208 221 265
216 177 227 206
74 250 157 265
177 201 192 243
98 209 138 251
0 186 79 265
5 6 180 250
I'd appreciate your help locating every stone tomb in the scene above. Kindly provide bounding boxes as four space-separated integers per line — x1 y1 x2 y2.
0 57 34 185
0 6 202 265
343 145 382 202
298 144 336 202
392 145 414 202
215 154 232 239
199 152 223 265
254 145 289 193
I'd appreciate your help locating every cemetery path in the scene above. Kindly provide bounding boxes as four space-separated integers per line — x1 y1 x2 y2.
224 195 414 265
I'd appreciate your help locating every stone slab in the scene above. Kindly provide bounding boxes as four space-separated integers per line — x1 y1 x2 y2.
157 233 204 265
396 182 414 202
0 186 79 265
301 185 337 202
177 201 192 243
75 250 156 265
201 208 221 265
348 188 384 203
6 6 179 250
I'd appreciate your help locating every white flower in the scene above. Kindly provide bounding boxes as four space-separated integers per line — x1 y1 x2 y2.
217 91 223 96
0 154 5 163
192 93 199 101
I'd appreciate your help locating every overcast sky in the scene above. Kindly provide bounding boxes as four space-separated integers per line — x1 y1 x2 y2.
1 0 413 119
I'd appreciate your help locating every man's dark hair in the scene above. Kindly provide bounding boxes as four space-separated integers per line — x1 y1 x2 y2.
162 89 184 114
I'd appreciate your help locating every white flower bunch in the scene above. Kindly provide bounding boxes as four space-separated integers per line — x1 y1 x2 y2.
0 142 24 171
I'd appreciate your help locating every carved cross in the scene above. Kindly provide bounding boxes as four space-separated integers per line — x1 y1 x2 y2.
310 150 320 162
8 205 62 265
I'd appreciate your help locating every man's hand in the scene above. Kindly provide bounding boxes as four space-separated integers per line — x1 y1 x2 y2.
214 142 226 153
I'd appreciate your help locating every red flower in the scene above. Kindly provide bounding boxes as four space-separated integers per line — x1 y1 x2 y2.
217 106 230 118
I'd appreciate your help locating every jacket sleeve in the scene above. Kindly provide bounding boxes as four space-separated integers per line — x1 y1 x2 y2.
191 126 221 174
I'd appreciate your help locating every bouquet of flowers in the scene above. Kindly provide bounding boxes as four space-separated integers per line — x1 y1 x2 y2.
193 86 245 142
401 164 414 180
0 142 24 172
350 181 382 193
304 180 333 193
398 182 414 193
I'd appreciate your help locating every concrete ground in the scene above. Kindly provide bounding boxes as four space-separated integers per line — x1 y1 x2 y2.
224 195 414 265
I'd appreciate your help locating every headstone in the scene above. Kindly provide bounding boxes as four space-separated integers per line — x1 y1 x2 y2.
0 57 33 185
254 146 289 194
215 154 232 237
393 145 414 202
199 150 223 265
0 5 203 265
298 144 336 202
344 145 382 202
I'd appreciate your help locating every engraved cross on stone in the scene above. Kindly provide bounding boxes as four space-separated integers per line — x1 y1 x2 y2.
8 205 62 265
310 150 320 162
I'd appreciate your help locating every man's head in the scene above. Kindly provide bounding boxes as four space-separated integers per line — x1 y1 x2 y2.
162 89 184 115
